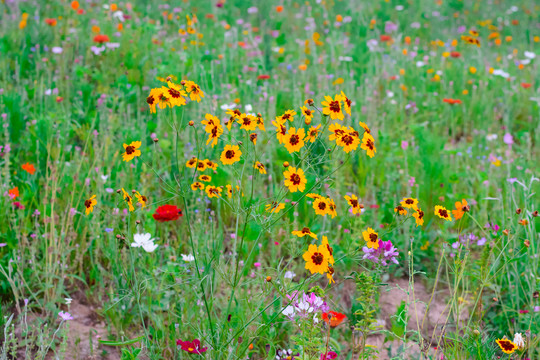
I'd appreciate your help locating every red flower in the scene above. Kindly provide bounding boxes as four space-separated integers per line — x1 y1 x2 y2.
153 205 183 222
521 83 532 89
93 34 110 43
322 311 347 328
257 74 271 80
22 162 36 175
443 98 462 105
450 51 461 58
176 339 207 354
45 18 57 26
380 35 392 42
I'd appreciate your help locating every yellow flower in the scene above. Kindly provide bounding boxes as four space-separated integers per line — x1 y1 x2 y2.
199 175 211 182
255 113 265 131
327 266 335 284
135 191 147 208
205 185 222 198
283 127 306 153
344 194 362 215
254 161 267 174
302 243 331 275
84 195 97 215
300 106 314 124
495 339 517 355
358 121 371 134
336 127 360 153
122 141 142 162
434 205 452 221
340 91 352 116
155 87 172 109
321 236 335 265
413 208 425 226
121 188 135 212
220 145 242 165
400 197 419 210
186 157 198 168
272 117 287 144
202 113 219 131
207 124 223 147
360 132 376 158
292 227 317 239
279 109 297 122
164 81 187 107
283 167 307 193
196 160 208 171
313 197 329 216
204 159 218 170
237 113 258 131
265 202 285 213
321 94 344 121
327 198 337 218
191 182 205 191
394 205 407 215
146 88 161 113
306 193 322 200
226 184 233 198
307 124 321 143
328 123 345 142
362 227 380 249
184 80 204 102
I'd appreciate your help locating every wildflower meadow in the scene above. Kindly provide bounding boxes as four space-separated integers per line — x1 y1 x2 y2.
0 0 539 359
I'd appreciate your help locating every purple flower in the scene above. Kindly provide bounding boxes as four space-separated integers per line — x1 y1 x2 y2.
477 237 487 246
58 311 73 321
362 239 399 266
320 351 338 360
384 21 398 33
503 133 514 145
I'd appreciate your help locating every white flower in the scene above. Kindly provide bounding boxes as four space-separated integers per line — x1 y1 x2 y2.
416 61 425 67
220 103 236 110
513 333 525 349
113 11 125 22
181 254 195 262
65 297 72 305
282 305 295 318
101 175 109 182
131 233 158 253
245 104 253 112
524 51 536 59
284 271 296 279
492 69 510 78
486 134 498 141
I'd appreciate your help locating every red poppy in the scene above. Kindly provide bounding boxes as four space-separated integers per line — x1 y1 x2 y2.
322 311 347 328
443 98 462 105
93 34 110 43
257 74 271 80
450 51 461 58
380 35 392 42
152 205 183 222
45 18 57 26
176 339 207 354
521 83 532 89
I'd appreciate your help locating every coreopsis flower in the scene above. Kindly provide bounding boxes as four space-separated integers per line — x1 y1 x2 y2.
225 184 233 198
205 185 222 198
292 227 317 239
255 113 265 131
400 197 418 210
413 208 425 226
184 80 204 102
191 181 204 190
307 124 321 142
358 121 371 134
131 233 158 253
340 91 352 115
303 242 331 274
313 197 329 216
362 227 380 249
84 195 97 215
196 160 207 171
177 339 207 354
164 81 187 107
495 338 517 354
336 127 360 153
199 175 211 182
272 117 287 144
154 88 172 109
283 127 306 153
327 198 337 218
122 141 142 162
186 157 198 168
204 159 218 170
321 94 344 121
283 167 307 193
237 113 257 131
360 132 376 158
321 236 335 265
434 205 452 221
202 113 219 131
322 311 347 328
344 194 362 214
121 188 135 212
22 162 36 175
461 35 480 47
328 123 345 142
220 145 242 165
254 161 267 174
135 191 147 208
394 205 407 215
153 204 182 221
146 88 160 113
266 202 285 213
307 193 322 200
207 124 223 147
300 106 314 124
279 109 296 122
452 199 468 220
250 133 258 145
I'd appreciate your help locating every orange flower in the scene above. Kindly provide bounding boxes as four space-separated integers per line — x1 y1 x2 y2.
443 98 462 105
45 18 57 26
71 0 80 10
93 34 110 43
8 187 19 200
322 311 347 328
22 163 36 175
276 5 284 12
452 199 468 220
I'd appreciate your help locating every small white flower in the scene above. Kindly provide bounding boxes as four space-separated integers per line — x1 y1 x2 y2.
284 271 296 279
101 175 109 182
131 233 158 253
282 305 295 318
486 134 498 141
416 61 425 68
220 103 236 110
513 333 525 349
245 104 253 112
524 51 536 59
65 297 72 305
181 254 195 262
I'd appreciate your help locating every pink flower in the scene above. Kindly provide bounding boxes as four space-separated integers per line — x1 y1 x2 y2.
58 311 73 321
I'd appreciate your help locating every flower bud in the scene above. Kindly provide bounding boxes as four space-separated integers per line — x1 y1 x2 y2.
516 208 522 214
189 120 194 126
283 161 289 168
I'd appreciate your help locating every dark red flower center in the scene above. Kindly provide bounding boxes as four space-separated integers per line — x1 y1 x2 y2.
125 146 135 155
329 100 340 113
289 135 300 145
290 174 301 185
168 88 181 98
311 252 324 265
438 209 449 218
146 95 155 105
369 233 378 242
225 150 235 159
84 200 92 208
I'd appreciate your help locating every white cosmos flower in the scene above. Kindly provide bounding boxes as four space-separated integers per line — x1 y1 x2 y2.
284 271 296 279
486 134 498 141
524 51 536 59
181 254 195 262
131 233 158 253
513 333 525 349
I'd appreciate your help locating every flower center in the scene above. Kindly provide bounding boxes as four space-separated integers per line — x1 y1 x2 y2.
318 202 327 210
311 252 324 265
146 95 155 105
289 135 300 145
225 150 235 159
84 200 92 208
125 146 135 155
350 199 358 207
438 209 449 218
290 174 301 185
366 139 374 149
329 100 341 113
168 88 181 98
369 233 378 242
405 199 414 204
305 109 311 116
302 227 310 234
342 135 354 145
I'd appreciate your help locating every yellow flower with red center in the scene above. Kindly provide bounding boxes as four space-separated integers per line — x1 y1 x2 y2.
191 182 204 191
362 227 380 249
283 167 307 193
400 197 419 210
135 191 147 208
254 161 267 174
328 123 345 142
206 123 223 147
122 141 142 162
344 194 362 214
358 121 371 134
292 227 317 239
226 184 233 198
84 195 97 215
302 242 331 274
196 160 208 171
255 113 265 131
146 88 161 113
413 208 425 226
283 127 306 153
121 188 135 212
340 91 352 116
307 124 321 142
360 132 376 158
434 205 452 221
313 197 329 216
204 159 218 170
220 145 242 165
184 80 204 102
394 205 407 215
202 113 219 131
186 157 198 168
272 117 287 144
205 185 222 198
321 94 344 121
237 113 258 131
336 127 360 153
300 106 314 124
265 202 285 213
279 109 297 122
154 88 172 109
199 175 211 182
165 81 187 107
327 198 337 218
495 339 517 354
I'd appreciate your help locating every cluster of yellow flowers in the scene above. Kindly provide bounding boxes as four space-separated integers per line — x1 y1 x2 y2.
146 76 204 113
